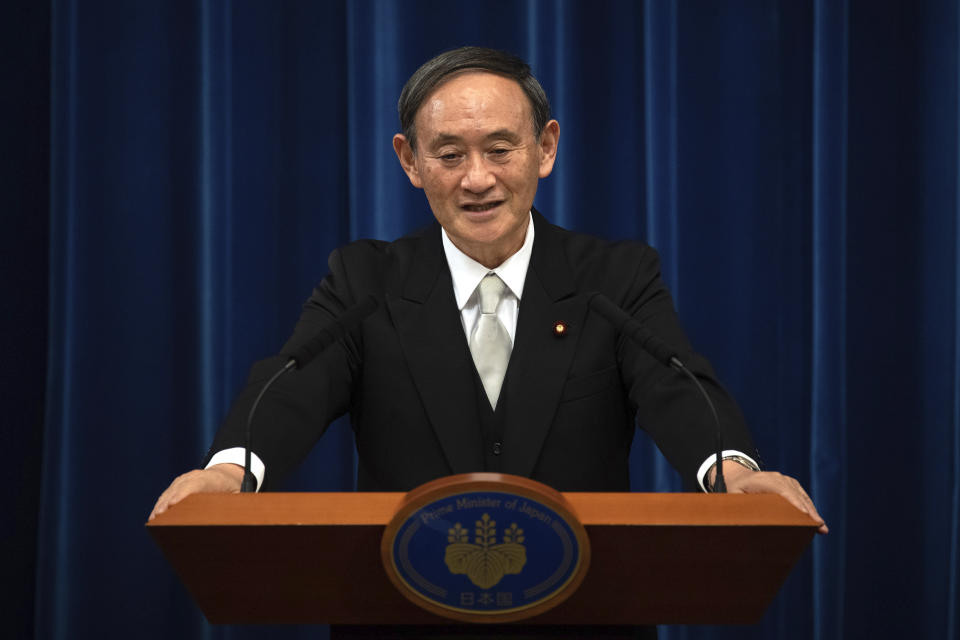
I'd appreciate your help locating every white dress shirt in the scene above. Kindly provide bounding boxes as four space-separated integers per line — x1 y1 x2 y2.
442 211 534 343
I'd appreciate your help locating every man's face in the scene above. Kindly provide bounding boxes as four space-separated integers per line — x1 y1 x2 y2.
394 71 559 268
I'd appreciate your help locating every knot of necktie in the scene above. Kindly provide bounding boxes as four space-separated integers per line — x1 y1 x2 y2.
478 271 507 315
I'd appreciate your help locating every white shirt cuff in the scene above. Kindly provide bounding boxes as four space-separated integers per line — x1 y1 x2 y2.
696 449 759 492
206 447 265 492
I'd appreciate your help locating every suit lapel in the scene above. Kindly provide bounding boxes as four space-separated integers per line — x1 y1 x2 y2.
500 211 587 477
387 225 485 474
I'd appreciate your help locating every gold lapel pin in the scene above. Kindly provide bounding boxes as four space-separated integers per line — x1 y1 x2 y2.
553 321 568 338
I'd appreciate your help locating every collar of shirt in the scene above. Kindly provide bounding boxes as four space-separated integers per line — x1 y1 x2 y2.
441 212 534 342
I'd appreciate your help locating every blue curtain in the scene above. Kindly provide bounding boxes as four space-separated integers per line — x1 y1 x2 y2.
5 0 957 638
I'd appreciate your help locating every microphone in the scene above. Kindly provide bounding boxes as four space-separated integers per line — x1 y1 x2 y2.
588 293 679 368
588 293 727 493
283 294 379 369
240 295 379 492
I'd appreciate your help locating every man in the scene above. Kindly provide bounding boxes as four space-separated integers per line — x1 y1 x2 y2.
150 47 824 534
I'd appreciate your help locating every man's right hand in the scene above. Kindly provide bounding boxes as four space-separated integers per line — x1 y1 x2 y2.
148 463 245 521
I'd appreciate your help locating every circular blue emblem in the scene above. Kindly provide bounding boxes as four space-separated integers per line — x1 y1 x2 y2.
385 486 588 620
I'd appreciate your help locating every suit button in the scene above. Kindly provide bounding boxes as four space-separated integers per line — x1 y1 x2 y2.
492 441 502 455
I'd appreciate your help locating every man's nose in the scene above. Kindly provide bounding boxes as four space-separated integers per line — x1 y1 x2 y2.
460 154 496 193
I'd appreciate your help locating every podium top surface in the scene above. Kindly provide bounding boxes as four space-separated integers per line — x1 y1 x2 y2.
148 491 817 527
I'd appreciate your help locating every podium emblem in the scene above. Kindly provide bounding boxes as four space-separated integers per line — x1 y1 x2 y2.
445 514 526 589
382 473 590 623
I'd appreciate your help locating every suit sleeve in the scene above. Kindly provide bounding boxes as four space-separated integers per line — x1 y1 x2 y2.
203 248 362 490
612 244 758 488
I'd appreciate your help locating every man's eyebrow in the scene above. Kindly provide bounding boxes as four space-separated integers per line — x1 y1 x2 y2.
425 129 523 149
426 133 463 149
484 129 523 144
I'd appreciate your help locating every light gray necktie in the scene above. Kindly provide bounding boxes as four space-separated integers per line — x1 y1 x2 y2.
469 273 512 409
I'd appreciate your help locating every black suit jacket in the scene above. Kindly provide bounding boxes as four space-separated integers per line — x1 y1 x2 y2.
208 210 755 491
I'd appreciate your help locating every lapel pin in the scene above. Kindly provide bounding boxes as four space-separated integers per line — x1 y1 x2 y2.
552 321 568 338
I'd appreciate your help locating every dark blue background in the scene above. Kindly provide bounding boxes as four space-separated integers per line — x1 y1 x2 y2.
3 1 958 639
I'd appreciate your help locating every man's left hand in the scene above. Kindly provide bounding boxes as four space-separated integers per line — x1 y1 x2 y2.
714 461 829 534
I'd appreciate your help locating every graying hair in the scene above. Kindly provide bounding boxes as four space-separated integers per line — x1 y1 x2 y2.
397 46 551 151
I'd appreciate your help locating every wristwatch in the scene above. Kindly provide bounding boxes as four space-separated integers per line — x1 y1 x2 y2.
707 454 761 492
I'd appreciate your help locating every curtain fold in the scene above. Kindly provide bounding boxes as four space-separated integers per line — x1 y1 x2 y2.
37 0 79 636
22 1 960 638
916 1 960 636
949 5 960 636
197 0 233 446
634 0 683 497
810 1 848 638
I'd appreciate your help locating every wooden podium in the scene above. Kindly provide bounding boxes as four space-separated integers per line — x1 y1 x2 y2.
147 488 817 627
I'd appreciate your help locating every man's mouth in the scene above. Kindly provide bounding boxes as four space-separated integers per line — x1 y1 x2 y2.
461 201 503 213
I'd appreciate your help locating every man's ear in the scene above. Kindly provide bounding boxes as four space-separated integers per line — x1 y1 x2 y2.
393 134 423 188
537 120 560 178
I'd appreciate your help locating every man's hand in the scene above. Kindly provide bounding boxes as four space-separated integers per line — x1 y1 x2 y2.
148 463 245 521
711 461 828 534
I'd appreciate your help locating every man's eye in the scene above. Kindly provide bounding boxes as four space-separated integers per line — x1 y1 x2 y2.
440 153 461 162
